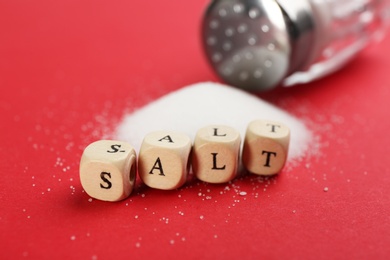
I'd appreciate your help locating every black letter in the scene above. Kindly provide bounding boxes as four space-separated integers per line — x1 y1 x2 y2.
100 172 112 189
107 144 125 153
267 124 281 133
262 151 277 167
149 157 165 176
211 153 226 170
213 128 226 137
158 135 174 143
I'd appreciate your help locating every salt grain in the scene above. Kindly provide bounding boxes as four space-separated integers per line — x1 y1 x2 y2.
115 82 313 163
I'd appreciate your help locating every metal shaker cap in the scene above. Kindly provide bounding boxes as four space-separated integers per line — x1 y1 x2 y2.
202 0 315 91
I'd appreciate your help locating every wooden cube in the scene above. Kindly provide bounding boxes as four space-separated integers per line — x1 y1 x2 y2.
79 140 137 202
192 125 241 183
138 131 192 190
242 120 290 175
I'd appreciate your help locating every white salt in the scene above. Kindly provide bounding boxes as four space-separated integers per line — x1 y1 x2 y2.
239 191 247 196
115 82 313 163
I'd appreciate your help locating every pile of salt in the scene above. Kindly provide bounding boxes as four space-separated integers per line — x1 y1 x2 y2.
115 82 312 163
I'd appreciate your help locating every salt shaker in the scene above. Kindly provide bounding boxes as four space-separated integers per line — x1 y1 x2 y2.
202 0 390 91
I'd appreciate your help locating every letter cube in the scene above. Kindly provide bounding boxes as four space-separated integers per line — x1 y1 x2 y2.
79 140 137 202
192 125 241 183
138 131 192 190
242 120 290 175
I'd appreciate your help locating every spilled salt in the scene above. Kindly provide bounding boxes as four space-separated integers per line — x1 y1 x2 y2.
115 82 313 163
239 191 247 196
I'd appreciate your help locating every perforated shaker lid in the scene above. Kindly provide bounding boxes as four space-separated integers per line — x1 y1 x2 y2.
202 0 315 91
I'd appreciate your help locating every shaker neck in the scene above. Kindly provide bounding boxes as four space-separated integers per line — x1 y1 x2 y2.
276 0 317 74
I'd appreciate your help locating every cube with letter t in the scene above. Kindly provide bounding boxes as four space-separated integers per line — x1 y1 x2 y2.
242 120 290 175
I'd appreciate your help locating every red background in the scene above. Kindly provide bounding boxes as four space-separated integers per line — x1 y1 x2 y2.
1 1 390 259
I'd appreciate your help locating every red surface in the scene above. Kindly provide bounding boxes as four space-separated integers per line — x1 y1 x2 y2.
1 1 390 259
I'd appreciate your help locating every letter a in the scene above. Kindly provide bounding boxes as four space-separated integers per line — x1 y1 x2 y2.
149 157 165 176
158 135 174 143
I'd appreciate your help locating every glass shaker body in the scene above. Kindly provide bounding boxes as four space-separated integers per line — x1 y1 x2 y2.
283 0 390 86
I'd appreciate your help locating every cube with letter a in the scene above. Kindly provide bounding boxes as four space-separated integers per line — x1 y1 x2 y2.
242 120 290 175
138 131 192 190
192 125 241 183
79 140 137 201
